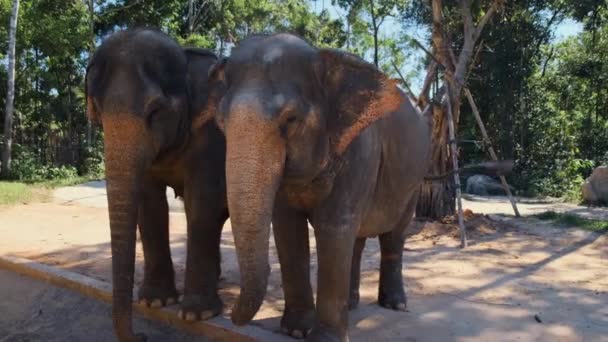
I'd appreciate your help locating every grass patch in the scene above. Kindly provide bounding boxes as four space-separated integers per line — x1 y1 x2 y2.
23 175 100 188
534 211 608 233
0 176 101 206
0 182 44 205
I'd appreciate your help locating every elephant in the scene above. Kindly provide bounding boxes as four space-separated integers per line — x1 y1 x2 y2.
86 29 228 341
205 33 431 341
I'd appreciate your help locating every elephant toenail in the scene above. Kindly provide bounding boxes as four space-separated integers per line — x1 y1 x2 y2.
166 297 176 306
185 312 197 321
150 299 163 308
177 310 185 320
291 330 304 339
200 310 214 320
396 303 407 311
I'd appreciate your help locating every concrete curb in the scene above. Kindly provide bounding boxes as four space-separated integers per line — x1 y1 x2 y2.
0 255 287 342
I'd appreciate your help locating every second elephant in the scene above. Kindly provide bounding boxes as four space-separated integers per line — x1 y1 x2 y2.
207 33 431 342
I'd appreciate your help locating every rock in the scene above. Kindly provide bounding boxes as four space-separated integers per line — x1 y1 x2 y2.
465 175 506 196
582 166 608 204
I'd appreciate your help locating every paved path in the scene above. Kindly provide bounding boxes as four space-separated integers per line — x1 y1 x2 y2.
461 194 608 220
53 180 185 212
53 181 608 220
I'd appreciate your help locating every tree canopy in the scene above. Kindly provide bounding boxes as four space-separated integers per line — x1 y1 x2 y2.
0 0 606 203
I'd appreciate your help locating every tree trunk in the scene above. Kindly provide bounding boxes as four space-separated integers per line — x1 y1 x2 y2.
416 0 500 219
369 0 379 67
1 0 20 179
416 100 455 219
416 0 455 219
188 0 194 34
86 0 94 149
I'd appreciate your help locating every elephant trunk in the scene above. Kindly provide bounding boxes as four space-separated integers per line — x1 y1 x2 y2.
103 117 149 340
225 116 285 325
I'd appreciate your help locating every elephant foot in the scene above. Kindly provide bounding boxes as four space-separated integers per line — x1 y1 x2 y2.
348 291 360 311
177 293 223 321
280 307 315 339
378 286 407 311
116 331 147 342
305 325 347 342
138 283 179 308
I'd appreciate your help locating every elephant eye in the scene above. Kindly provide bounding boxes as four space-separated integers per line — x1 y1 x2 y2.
144 98 166 124
145 107 161 125
286 115 298 124
278 99 302 125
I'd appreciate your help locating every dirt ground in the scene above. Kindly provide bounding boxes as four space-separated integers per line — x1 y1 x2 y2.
1 181 607 341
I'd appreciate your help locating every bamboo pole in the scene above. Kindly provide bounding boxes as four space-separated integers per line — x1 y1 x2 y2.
445 85 467 248
464 88 521 217
391 60 415 98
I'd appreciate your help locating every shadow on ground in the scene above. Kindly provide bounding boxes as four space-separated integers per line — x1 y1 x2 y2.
0 269 206 341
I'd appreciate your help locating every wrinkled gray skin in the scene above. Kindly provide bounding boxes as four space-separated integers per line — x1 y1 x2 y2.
209 33 430 341
86 29 228 342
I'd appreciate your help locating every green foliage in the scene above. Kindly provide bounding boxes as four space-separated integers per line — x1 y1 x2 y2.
176 33 215 49
9 144 79 181
509 19 608 199
534 211 608 233
1 0 96 182
444 1 608 200
1 0 606 200
82 144 105 180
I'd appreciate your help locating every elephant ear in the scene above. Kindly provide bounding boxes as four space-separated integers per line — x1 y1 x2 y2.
318 49 403 155
184 48 226 131
85 62 100 124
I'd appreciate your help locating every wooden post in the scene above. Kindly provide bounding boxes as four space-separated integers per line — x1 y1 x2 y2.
464 88 521 217
445 85 467 248
391 60 415 98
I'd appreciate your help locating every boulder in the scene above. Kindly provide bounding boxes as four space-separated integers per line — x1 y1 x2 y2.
582 166 608 204
465 175 506 196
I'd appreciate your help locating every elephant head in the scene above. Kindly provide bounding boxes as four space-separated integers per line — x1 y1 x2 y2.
85 28 217 341
207 33 402 325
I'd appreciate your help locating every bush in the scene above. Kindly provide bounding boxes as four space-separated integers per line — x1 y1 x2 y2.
9 144 80 182
82 144 105 179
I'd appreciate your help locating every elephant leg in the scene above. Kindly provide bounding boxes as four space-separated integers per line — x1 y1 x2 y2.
348 237 366 310
178 168 227 321
308 225 357 342
137 179 178 307
377 195 417 311
273 204 314 339
377 231 406 311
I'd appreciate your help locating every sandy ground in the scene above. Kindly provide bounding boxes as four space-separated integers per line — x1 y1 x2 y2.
0 269 206 341
0 181 607 341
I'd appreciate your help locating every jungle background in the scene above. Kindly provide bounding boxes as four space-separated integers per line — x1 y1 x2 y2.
0 0 607 203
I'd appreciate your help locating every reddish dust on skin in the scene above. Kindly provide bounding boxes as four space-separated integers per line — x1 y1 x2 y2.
224 112 284 227
224 110 286 206
334 78 402 155
224 109 285 324
102 116 148 173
